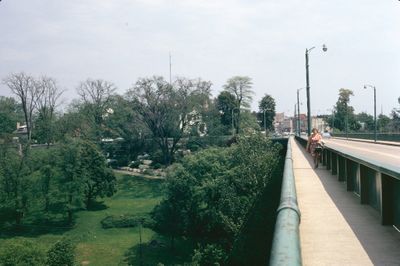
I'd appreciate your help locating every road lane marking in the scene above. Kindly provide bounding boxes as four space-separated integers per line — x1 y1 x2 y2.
325 140 400 160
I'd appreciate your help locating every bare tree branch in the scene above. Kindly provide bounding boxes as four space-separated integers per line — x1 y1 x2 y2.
3 72 40 140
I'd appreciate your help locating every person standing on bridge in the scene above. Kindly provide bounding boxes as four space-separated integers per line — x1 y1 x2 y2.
307 128 323 168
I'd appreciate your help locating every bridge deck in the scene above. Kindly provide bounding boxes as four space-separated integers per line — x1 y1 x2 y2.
291 138 400 266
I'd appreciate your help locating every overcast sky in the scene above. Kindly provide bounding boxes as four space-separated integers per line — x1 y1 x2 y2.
0 0 399 116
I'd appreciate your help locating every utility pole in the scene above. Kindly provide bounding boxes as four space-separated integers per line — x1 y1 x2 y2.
169 52 172 84
305 49 311 137
374 86 377 142
304 44 327 136
297 88 304 136
364 84 377 143
345 101 349 139
294 104 297 135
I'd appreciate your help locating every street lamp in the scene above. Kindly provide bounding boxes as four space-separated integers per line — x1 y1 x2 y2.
297 88 305 136
363 84 377 143
305 44 328 136
293 103 298 135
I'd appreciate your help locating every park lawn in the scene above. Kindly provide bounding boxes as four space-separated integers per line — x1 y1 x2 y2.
67 173 163 265
1 173 194 265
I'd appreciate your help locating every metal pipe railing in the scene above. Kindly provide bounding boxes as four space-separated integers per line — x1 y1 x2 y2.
269 137 302 266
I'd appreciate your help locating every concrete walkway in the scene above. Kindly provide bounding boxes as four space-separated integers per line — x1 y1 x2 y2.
291 138 400 266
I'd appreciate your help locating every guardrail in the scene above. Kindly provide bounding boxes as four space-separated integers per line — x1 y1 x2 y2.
269 137 302 266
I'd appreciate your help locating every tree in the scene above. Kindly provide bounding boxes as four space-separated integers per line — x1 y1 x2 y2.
46 238 76 266
57 138 116 222
332 88 360 132
0 96 23 137
3 72 42 141
356 112 374 131
128 76 212 165
57 139 85 224
34 76 63 146
79 141 116 208
240 111 260 133
55 101 90 140
0 144 35 225
258 94 276 131
223 76 254 134
377 114 391 132
390 97 400 132
102 95 150 166
77 79 117 140
201 99 228 136
152 134 281 257
192 244 227 266
216 91 236 127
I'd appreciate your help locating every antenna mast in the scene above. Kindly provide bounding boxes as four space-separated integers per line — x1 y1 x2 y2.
169 52 172 84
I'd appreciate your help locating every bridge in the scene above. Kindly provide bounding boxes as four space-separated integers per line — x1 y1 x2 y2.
270 136 400 266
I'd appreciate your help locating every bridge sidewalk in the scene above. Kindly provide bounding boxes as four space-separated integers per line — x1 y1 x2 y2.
291 138 400 266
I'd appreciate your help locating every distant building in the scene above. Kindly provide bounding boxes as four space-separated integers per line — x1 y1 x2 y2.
274 113 294 133
294 114 307 133
274 112 285 124
13 122 28 143
312 117 327 133
284 114 327 134
180 109 207 136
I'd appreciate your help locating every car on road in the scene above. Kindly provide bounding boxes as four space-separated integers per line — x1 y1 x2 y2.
322 132 331 139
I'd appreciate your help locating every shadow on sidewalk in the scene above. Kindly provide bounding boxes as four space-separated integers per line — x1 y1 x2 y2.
295 141 400 265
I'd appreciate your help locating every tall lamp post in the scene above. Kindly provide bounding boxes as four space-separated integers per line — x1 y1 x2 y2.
364 84 377 143
294 104 297 135
345 100 349 139
305 44 328 136
297 88 305 136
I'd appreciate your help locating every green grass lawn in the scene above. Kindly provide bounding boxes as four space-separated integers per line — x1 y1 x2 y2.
0 174 193 265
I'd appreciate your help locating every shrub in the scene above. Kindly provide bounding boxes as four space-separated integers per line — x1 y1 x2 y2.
151 162 163 169
46 238 76 266
143 169 154 175
101 213 154 229
150 150 164 165
0 239 46 266
192 244 227 266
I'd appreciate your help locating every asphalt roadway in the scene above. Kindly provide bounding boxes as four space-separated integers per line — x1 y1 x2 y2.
323 138 400 174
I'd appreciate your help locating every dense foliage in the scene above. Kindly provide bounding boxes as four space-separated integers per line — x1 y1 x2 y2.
101 213 154 229
46 238 76 266
326 90 400 133
258 94 276 131
151 134 282 264
0 139 116 227
0 238 76 266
